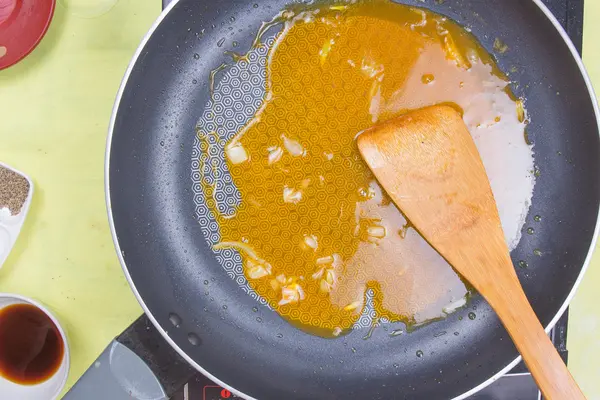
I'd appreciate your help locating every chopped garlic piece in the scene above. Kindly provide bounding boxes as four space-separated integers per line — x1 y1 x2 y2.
331 253 342 267
443 34 471 70
465 48 480 64
267 146 284 165
442 298 467 314
312 267 325 280
271 274 288 291
325 268 336 285
332 327 342 337
283 186 303 204
368 226 387 240
319 268 336 293
297 284 305 300
303 234 318 250
316 256 333 265
320 279 333 293
410 8 427 29
493 38 509 54
279 283 305 305
246 258 272 279
320 38 335 65
435 18 449 36
215 242 272 280
214 241 262 263
360 57 384 79
225 141 248 164
365 186 376 199
344 301 362 311
516 99 526 123
282 135 305 157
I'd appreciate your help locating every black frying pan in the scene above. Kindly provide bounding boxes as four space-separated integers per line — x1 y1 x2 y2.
106 0 600 398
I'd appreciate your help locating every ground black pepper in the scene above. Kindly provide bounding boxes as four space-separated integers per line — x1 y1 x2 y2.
0 166 30 216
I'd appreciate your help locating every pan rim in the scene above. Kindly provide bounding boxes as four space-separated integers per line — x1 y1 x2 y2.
105 1 600 399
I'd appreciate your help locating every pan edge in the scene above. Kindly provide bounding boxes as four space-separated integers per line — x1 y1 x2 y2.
104 1 600 399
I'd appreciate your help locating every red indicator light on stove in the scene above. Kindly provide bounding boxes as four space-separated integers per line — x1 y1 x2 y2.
220 388 231 398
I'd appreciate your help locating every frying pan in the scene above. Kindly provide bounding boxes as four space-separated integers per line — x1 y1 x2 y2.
106 0 600 398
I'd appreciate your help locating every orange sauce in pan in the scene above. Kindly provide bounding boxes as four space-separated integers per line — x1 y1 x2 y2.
203 0 530 337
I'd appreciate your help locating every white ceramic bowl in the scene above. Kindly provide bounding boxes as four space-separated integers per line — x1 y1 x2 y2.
0 294 70 400
0 162 34 269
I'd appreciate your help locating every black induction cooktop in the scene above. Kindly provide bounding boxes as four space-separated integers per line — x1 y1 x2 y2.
154 0 583 399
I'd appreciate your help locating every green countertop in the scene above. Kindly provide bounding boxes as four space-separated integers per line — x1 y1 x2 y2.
0 0 598 398
568 3 600 399
0 0 157 396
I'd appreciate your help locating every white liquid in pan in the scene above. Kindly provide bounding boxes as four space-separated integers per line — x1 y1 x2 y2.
387 43 535 250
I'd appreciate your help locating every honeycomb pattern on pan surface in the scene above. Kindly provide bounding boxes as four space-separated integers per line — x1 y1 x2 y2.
192 36 277 308
190 33 397 329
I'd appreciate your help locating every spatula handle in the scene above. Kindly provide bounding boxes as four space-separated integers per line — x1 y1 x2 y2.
486 272 586 400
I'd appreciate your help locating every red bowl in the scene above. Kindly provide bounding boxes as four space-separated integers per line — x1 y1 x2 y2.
0 0 56 70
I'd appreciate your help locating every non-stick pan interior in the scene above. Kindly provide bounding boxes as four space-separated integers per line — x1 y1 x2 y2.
108 0 599 398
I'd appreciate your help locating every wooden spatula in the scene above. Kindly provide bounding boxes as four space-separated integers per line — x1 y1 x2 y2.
357 105 585 400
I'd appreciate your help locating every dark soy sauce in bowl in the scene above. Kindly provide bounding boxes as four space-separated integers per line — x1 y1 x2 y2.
0 303 64 385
